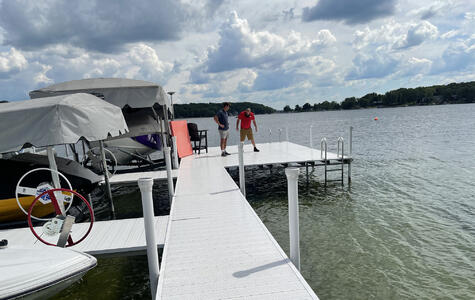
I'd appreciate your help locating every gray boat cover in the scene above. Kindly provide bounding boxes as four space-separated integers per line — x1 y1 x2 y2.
29 78 170 108
0 93 128 153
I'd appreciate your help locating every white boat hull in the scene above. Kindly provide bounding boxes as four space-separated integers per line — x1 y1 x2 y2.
0 246 97 299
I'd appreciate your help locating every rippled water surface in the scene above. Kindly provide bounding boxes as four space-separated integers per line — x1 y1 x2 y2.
54 104 475 299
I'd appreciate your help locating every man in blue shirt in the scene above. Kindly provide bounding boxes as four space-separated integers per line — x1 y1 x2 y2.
214 102 231 156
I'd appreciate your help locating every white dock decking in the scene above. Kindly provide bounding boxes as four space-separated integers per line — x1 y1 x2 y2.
202 141 345 168
103 169 179 185
0 216 168 255
157 142 319 299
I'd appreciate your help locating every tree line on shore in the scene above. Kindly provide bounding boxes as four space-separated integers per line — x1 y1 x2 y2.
174 101 275 118
173 81 474 118
283 81 475 112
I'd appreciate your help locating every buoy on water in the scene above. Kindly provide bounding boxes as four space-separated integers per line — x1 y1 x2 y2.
374 117 378 121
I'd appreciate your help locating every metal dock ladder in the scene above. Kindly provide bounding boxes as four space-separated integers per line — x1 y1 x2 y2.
321 137 345 186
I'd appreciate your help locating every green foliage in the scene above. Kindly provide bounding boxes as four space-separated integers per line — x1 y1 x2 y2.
283 105 292 112
174 101 276 118
173 81 475 117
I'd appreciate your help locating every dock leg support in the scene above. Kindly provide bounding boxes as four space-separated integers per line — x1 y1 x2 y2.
348 126 353 184
171 136 179 169
99 141 115 219
238 142 246 196
285 167 300 271
306 163 309 186
138 178 159 300
164 147 174 203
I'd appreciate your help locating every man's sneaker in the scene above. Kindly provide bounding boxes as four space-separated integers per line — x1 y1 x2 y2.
224 151 231 156
254 147 260 152
221 152 227 157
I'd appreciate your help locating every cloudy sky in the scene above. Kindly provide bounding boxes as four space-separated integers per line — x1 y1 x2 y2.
0 0 474 109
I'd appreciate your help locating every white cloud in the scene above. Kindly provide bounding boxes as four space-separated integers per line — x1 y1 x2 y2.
399 57 432 77
395 21 438 49
432 35 475 73
346 51 399 80
352 20 438 51
441 30 460 39
204 11 336 73
0 48 27 77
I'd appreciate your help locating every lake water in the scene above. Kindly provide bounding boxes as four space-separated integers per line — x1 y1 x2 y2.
53 104 475 299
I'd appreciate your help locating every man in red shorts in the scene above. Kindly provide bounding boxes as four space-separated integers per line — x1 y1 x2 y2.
236 108 260 152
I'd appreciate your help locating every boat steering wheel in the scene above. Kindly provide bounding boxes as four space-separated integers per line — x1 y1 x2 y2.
15 168 74 221
81 147 117 176
28 188 94 247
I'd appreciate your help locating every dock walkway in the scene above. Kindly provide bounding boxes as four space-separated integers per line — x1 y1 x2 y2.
157 142 319 299
0 216 168 255
203 141 346 168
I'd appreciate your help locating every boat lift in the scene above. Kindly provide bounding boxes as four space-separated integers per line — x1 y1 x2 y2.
0 93 129 239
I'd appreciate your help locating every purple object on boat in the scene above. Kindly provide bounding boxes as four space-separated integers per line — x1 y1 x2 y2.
132 134 161 150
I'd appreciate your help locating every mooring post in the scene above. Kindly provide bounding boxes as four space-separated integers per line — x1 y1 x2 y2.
164 146 174 202
238 142 246 196
286 127 289 141
47 146 66 215
279 128 282 142
99 141 115 219
138 178 159 300
309 125 313 148
171 136 179 169
349 126 353 183
269 129 272 143
285 167 300 270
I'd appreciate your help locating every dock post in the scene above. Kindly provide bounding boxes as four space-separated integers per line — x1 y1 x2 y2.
285 167 300 270
47 146 66 215
138 178 159 300
285 127 289 141
99 141 115 219
171 136 179 169
238 142 246 196
309 125 313 148
278 129 282 142
164 147 174 202
349 126 353 183
269 129 272 143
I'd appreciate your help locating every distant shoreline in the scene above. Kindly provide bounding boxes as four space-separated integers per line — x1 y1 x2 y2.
175 81 474 118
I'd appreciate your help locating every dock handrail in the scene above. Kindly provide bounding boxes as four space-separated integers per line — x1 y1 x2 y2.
337 137 344 159
320 138 327 160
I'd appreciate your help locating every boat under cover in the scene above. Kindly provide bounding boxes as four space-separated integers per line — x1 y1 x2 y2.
0 153 103 223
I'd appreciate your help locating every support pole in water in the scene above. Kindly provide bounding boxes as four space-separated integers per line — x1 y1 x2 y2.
285 167 300 270
47 146 65 215
171 136 179 169
99 141 115 219
286 127 289 142
164 147 174 202
138 178 159 300
279 129 282 142
349 126 353 183
238 142 246 196
309 125 313 148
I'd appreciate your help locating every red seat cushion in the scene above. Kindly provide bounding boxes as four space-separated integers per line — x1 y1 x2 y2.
170 120 193 158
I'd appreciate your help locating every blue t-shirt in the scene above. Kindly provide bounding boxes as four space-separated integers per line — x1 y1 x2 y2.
216 109 229 130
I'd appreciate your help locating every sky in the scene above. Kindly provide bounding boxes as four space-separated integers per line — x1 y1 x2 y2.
0 0 474 109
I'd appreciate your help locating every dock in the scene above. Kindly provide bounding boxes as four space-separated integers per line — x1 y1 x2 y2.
203 141 347 168
0 216 169 255
102 169 179 185
2 141 349 298
157 142 320 299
